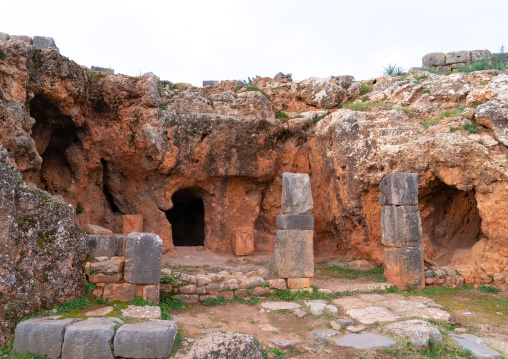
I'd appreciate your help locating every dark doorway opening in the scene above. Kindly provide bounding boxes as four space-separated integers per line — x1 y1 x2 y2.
165 189 205 246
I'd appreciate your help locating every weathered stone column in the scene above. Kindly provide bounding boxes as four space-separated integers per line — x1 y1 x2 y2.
380 173 424 290
272 173 315 289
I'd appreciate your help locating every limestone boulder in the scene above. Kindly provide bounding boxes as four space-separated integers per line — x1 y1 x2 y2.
386 319 442 347
384 247 424 290
0 144 87 347
272 230 314 278
178 332 264 359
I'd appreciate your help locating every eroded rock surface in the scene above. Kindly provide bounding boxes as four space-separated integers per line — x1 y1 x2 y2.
0 144 87 346
0 40 508 287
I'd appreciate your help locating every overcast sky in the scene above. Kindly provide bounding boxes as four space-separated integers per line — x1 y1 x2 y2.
3 0 508 86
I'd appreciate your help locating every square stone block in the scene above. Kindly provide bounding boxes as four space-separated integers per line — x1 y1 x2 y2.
124 233 162 284
271 230 314 278
446 50 470 65
103 283 137 302
114 320 177 358
232 227 255 256
33 36 59 51
88 235 125 258
13 318 77 358
470 49 491 62
122 214 143 235
287 277 313 289
62 318 115 359
422 52 446 67
379 173 418 206
136 284 160 303
384 247 424 291
381 206 422 247
281 173 313 215
276 214 314 230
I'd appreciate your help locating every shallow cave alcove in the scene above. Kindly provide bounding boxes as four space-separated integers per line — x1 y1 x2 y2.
419 181 483 265
29 95 82 195
165 189 205 246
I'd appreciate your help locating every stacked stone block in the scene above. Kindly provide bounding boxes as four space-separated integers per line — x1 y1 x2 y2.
161 267 285 303
14 317 177 359
86 233 162 303
422 49 493 73
380 173 424 291
272 173 315 289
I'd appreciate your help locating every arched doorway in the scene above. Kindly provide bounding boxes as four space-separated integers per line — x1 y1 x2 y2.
165 189 205 246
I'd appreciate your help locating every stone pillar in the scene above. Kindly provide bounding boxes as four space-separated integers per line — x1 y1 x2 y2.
272 173 314 289
380 173 424 290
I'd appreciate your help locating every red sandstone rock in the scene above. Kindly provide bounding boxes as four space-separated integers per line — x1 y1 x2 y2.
287 278 313 289
0 40 507 288
122 214 143 235
232 227 255 256
103 283 136 302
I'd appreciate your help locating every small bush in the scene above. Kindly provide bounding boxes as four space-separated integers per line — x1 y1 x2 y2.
449 126 458 132
462 123 478 133
158 104 165 110
202 296 227 307
75 203 84 215
383 63 404 76
52 296 89 314
360 83 374 96
477 285 500 294
161 275 174 283
276 112 289 119
423 88 431 94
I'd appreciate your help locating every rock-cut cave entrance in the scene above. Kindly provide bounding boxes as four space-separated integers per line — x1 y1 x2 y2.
165 189 205 246
29 95 82 196
419 181 482 265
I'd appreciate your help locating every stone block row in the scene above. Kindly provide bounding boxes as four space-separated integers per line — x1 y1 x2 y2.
87 233 162 302
380 173 424 291
14 317 177 359
422 50 491 68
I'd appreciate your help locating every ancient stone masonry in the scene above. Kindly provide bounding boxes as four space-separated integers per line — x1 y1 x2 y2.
380 173 424 290
272 173 315 289
421 49 500 73
86 232 162 303
14 317 177 359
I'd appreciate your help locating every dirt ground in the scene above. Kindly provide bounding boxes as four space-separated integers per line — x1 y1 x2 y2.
162 248 508 359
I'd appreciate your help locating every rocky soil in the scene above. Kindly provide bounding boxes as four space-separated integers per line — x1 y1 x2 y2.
0 39 508 289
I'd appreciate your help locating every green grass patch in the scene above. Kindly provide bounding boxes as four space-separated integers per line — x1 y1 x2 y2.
339 101 380 111
360 83 374 96
425 109 462 129
52 295 89 314
276 112 289 119
246 85 270 100
202 296 227 307
462 122 478 133
327 266 384 280
477 285 500 294
232 295 260 305
423 88 431 94
268 287 331 302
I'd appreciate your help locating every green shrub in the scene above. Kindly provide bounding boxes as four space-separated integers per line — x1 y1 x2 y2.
423 88 431 94
246 85 270 99
449 126 458 132
383 63 404 76
161 275 174 283
52 296 89 314
202 296 227 307
477 285 500 294
360 83 374 96
158 104 165 110
462 122 478 133
75 203 84 215
276 112 289 119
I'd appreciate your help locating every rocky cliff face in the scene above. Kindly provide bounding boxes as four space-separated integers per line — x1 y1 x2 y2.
0 143 87 346
0 39 507 288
